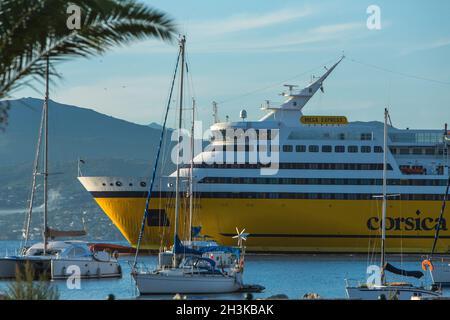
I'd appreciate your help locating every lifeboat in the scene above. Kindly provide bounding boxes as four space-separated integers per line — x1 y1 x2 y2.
400 166 425 175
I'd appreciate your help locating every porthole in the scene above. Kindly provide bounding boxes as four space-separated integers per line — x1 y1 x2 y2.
140 181 147 187
129 183 133 187
116 181 122 187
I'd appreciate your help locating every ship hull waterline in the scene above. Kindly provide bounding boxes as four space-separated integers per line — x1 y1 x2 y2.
92 195 450 253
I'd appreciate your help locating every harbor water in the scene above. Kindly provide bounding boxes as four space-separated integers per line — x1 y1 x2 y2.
0 240 447 300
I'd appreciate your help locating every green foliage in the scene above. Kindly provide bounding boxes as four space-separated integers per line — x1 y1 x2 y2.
0 0 177 124
4 263 59 300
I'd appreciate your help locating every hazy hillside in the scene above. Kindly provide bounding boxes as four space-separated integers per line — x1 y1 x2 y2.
0 98 175 241
0 98 173 165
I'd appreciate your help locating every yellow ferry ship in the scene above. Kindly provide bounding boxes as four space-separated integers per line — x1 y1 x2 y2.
78 58 450 253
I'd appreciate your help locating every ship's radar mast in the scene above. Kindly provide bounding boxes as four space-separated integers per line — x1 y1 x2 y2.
240 109 247 121
283 84 298 96
263 56 344 114
259 56 344 123
212 101 219 124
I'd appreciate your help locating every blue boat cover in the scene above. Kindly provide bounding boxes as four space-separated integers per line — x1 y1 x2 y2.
173 235 240 257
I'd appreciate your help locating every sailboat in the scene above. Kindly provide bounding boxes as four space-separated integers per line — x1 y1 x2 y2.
345 108 441 300
422 152 450 285
0 56 121 280
131 36 246 294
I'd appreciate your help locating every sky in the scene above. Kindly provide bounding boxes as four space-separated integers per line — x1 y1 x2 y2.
11 0 450 130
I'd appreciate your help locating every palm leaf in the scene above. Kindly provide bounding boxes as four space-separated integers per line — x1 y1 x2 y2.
0 0 177 120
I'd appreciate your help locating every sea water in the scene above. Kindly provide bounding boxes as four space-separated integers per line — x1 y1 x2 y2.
0 240 447 300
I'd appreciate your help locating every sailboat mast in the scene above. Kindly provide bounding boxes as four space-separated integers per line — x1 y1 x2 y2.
23 103 45 251
380 107 388 283
43 55 50 255
188 98 195 242
173 36 186 267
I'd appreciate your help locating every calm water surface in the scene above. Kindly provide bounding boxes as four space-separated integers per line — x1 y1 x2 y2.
0 240 446 300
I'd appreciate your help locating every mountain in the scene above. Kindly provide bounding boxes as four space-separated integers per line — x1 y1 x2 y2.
0 98 174 166
0 98 175 241
148 122 165 131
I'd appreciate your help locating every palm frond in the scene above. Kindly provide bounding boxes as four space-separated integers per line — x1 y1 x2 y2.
0 0 177 104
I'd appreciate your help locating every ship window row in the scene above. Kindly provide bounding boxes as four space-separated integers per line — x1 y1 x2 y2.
390 146 449 156
211 144 385 154
283 144 383 153
195 192 446 201
189 163 392 170
199 177 448 186
211 129 275 142
98 191 446 202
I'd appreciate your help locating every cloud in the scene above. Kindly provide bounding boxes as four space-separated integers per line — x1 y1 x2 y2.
113 5 316 55
52 75 173 125
189 22 365 53
399 37 450 56
51 73 238 125
116 21 365 55
188 7 314 37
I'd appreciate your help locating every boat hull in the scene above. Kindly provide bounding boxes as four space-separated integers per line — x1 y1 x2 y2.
0 257 51 279
89 194 450 253
0 258 20 278
346 285 441 300
430 262 450 285
133 272 242 294
50 259 122 279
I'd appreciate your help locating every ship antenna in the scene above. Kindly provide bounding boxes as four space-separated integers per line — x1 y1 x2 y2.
212 101 219 123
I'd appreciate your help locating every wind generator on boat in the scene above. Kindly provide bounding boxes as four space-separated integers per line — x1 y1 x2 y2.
345 108 441 300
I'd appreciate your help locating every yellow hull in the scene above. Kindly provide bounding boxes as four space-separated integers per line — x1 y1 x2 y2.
93 196 450 253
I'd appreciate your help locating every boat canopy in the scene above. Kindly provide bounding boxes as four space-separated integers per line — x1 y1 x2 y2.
173 235 240 257
384 263 424 279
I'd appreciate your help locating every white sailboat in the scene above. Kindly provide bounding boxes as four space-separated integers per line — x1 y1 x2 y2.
131 36 245 295
345 108 441 300
422 161 450 285
0 56 121 280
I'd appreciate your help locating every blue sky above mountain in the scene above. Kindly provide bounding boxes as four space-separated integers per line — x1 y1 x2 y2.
8 0 450 130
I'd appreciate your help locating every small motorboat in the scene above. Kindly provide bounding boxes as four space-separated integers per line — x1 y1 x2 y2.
0 241 122 280
50 241 121 279
0 60 120 281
